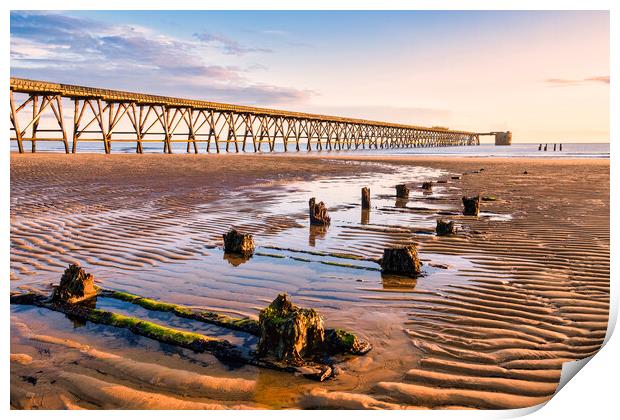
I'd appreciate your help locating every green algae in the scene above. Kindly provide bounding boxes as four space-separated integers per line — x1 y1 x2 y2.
262 245 373 262
289 256 312 263
319 260 380 271
256 246 379 270
10 292 235 356
11 289 370 380
103 289 369 355
331 328 356 348
87 309 211 346
254 252 287 259
101 289 260 335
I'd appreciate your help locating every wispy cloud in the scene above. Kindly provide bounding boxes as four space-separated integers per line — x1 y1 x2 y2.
544 75 610 87
260 29 288 36
193 31 272 55
10 11 311 106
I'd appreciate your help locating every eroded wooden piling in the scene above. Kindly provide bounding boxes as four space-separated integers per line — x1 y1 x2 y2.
361 187 371 209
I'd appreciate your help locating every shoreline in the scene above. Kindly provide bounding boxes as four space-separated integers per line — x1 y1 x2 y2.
10 151 610 160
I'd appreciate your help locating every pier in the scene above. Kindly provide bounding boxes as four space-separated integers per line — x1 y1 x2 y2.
10 78 481 154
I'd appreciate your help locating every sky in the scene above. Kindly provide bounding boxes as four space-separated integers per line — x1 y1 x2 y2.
10 10 610 142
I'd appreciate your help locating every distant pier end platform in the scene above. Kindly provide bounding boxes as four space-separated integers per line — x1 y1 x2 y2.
477 131 513 146
11 77 485 154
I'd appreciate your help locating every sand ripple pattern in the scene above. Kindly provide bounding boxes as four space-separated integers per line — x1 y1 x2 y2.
334 159 609 409
10 155 609 409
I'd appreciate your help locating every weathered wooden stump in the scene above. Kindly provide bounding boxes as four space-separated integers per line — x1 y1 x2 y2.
380 245 422 278
462 195 481 216
257 294 325 365
52 264 97 304
436 219 457 236
395 184 409 198
421 181 433 191
222 228 255 257
309 197 331 226
361 187 371 209
361 209 370 225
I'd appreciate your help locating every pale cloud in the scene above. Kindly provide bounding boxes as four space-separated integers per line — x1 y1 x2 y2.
10 11 312 106
193 31 272 55
544 75 610 87
290 104 454 127
260 29 288 36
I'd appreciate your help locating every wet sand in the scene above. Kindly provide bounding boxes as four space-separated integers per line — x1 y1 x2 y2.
10 153 609 409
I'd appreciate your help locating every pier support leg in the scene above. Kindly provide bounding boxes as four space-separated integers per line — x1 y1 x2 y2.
10 91 24 153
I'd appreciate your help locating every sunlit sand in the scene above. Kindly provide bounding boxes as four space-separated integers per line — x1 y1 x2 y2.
10 153 609 409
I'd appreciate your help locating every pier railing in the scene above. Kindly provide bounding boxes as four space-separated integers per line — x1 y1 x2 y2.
10 77 480 154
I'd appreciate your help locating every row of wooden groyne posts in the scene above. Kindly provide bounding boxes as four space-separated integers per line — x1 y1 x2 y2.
11 176 485 381
10 77 480 154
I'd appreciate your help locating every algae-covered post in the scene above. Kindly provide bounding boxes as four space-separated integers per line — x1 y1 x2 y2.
309 197 331 226
257 294 371 362
52 264 97 304
223 228 255 257
257 293 325 364
380 245 422 277
361 187 371 209
395 184 409 198
462 195 481 216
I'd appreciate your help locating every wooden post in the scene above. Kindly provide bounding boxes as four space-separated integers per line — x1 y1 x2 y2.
94 99 108 154
10 90 24 153
187 108 198 154
225 113 233 153
72 99 80 153
55 95 69 153
164 107 172 154
361 187 371 209
130 103 143 154
211 111 220 154
107 101 114 154
247 114 256 152
268 116 275 152
232 113 239 153
31 95 38 153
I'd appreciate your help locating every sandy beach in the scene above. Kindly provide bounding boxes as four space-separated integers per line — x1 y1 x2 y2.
10 153 609 409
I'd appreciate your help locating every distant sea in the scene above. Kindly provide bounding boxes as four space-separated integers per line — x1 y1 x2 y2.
10 141 610 158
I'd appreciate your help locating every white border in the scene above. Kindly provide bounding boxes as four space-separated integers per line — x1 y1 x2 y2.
3 1 617 419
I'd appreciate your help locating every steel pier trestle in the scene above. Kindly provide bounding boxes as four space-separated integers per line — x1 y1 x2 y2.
10 77 481 154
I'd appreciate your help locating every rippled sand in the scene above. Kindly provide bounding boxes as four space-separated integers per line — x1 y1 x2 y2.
10 153 609 409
